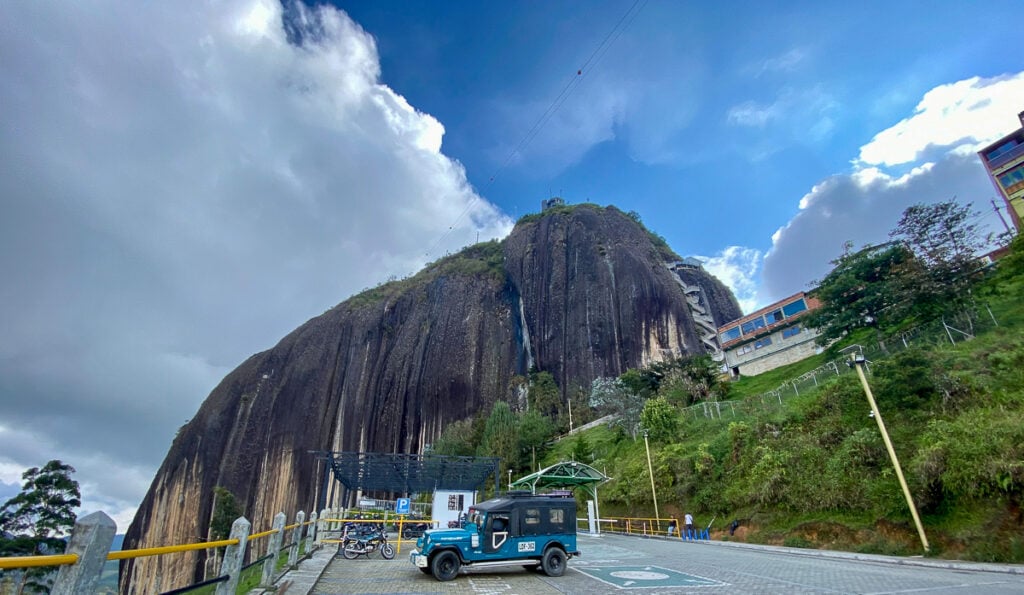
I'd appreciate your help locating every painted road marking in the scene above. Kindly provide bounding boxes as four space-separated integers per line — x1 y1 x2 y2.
575 565 727 589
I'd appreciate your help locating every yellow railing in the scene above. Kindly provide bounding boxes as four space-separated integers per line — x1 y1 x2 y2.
106 538 240 561
0 554 78 570
579 515 709 539
0 511 321 593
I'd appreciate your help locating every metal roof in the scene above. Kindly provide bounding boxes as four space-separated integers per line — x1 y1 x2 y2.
321 452 500 493
510 460 609 495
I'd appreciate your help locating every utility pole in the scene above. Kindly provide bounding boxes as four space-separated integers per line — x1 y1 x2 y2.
642 430 660 530
991 198 1013 238
850 355 930 552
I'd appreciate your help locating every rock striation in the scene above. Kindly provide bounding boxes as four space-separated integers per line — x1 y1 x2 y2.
120 204 741 592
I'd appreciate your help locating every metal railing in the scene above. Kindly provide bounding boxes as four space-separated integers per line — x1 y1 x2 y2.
576 515 711 540
0 508 319 594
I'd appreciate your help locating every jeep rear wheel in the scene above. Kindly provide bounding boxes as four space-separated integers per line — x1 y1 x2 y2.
541 547 566 577
431 550 460 581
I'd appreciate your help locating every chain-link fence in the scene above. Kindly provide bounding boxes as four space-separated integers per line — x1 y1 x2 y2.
680 305 1000 421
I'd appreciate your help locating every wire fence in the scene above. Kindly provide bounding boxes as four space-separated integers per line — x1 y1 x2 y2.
680 306 999 422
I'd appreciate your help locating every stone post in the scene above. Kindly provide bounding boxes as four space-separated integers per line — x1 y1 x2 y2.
288 511 305 567
51 511 116 595
317 508 328 544
260 512 286 587
307 512 318 552
216 516 251 595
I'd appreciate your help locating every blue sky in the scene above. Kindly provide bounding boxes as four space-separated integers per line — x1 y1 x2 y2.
1 0 1022 527
339 0 1023 306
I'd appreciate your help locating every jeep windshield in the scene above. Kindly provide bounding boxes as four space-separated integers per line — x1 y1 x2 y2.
467 509 485 527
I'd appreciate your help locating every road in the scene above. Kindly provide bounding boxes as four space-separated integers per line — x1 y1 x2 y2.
310 532 1024 594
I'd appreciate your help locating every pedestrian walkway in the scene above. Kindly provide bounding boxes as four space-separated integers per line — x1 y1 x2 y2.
247 544 335 595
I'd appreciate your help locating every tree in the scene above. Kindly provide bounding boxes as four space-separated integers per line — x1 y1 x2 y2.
478 402 520 478
589 377 645 439
208 487 242 541
527 370 562 420
802 242 912 345
889 200 987 323
640 396 678 442
0 460 80 594
667 355 730 405
431 418 479 456
517 409 555 472
206 486 243 579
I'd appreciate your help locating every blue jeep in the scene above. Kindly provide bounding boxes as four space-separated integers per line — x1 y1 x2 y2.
410 492 580 581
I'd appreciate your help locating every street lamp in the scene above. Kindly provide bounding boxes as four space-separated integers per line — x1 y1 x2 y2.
642 429 660 530
850 354 930 552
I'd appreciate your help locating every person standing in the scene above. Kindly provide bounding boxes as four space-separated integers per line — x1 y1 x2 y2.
684 512 694 537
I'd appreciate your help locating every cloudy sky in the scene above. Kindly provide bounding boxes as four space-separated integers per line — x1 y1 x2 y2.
1 0 1021 530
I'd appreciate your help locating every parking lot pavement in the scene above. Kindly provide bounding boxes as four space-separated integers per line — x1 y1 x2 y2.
307 533 1024 595
312 554 565 595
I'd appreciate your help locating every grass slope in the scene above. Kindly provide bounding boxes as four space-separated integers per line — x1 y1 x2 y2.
545 266 1024 563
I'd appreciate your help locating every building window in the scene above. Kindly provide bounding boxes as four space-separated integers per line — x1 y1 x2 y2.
782 326 801 339
782 299 807 317
721 327 741 342
754 337 772 349
766 309 783 324
986 139 1020 162
741 317 766 335
998 164 1024 189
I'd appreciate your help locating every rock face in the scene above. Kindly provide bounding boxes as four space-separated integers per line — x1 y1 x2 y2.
120 204 741 592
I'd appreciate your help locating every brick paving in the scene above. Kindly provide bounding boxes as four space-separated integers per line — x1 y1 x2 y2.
267 533 1024 595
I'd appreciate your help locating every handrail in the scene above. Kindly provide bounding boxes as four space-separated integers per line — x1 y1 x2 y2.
249 528 280 540
0 554 78 569
0 502 320 594
106 538 239 561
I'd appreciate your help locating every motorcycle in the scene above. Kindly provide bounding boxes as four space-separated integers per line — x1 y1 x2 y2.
401 522 430 539
341 527 395 560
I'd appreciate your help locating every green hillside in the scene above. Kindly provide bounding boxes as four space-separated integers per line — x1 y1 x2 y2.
542 238 1024 563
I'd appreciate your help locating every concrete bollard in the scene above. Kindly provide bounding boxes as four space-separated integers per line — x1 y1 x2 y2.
307 512 318 552
288 511 305 567
317 508 328 544
215 516 250 595
261 512 286 587
51 511 116 595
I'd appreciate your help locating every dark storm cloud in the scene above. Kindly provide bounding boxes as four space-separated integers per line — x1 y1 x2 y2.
0 0 511 528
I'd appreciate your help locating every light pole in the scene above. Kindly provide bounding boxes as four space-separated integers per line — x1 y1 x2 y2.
642 429 660 530
850 355 930 552
508 469 512 491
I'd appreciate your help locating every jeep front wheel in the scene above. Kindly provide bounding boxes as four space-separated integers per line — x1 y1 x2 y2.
431 550 460 581
541 547 566 577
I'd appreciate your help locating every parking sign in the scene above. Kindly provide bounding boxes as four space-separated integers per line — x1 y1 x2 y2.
396 497 411 514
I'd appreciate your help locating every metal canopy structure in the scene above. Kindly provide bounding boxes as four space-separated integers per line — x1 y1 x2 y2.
510 460 609 496
510 460 611 534
322 452 500 494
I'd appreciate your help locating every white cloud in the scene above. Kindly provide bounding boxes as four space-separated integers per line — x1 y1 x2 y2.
727 101 778 127
725 87 839 145
762 72 1023 303
694 246 764 314
762 153 1001 302
754 48 807 77
0 0 512 528
857 73 1024 167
